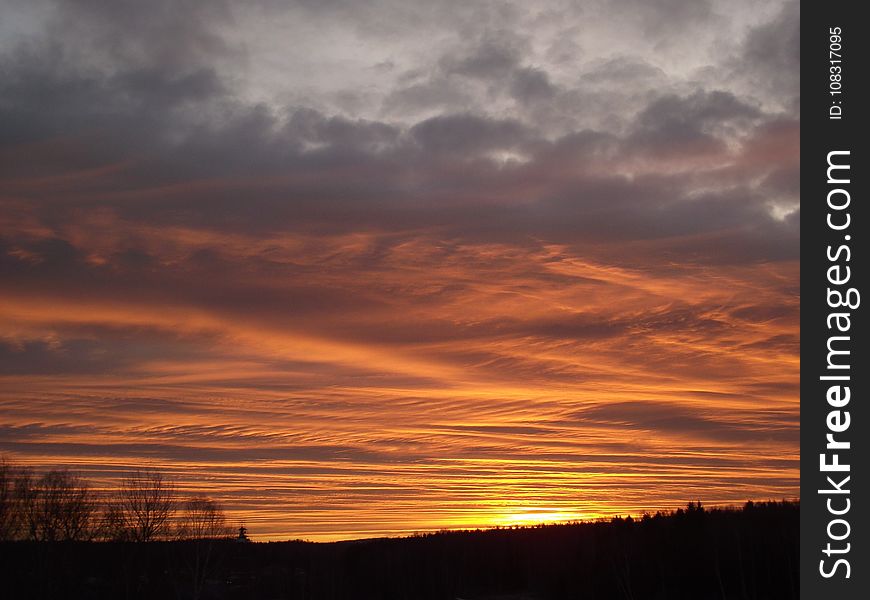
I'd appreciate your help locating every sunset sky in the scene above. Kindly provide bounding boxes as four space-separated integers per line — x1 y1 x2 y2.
0 0 799 541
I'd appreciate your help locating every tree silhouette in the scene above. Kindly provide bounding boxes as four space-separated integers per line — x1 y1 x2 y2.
0 460 19 541
115 469 175 542
176 496 230 540
175 496 232 599
20 469 96 542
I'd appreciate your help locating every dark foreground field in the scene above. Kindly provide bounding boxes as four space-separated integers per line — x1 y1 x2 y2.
0 501 797 600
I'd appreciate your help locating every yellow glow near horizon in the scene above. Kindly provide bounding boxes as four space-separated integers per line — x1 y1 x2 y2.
499 510 588 527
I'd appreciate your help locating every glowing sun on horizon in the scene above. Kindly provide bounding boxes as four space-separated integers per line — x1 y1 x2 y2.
499 509 588 527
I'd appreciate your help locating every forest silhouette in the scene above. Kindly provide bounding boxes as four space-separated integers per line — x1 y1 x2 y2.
1 462 798 599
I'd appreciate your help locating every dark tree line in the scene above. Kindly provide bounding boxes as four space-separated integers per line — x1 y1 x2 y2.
0 498 799 600
0 460 232 542
1 459 799 599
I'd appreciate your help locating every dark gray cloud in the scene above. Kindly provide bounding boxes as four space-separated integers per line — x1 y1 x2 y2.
630 90 761 151
509 68 557 105
1 1 799 256
733 0 800 113
409 113 532 156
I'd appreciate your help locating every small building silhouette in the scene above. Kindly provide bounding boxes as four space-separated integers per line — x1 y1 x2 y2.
236 525 251 543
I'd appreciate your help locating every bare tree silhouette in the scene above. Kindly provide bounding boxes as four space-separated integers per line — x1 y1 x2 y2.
0 460 21 540
115 469 175 542
21 469 96 542
99 499 130 541
176 496 230 540
175 496 232 600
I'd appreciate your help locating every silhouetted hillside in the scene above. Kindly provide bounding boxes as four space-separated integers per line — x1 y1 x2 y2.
0 500 798 600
